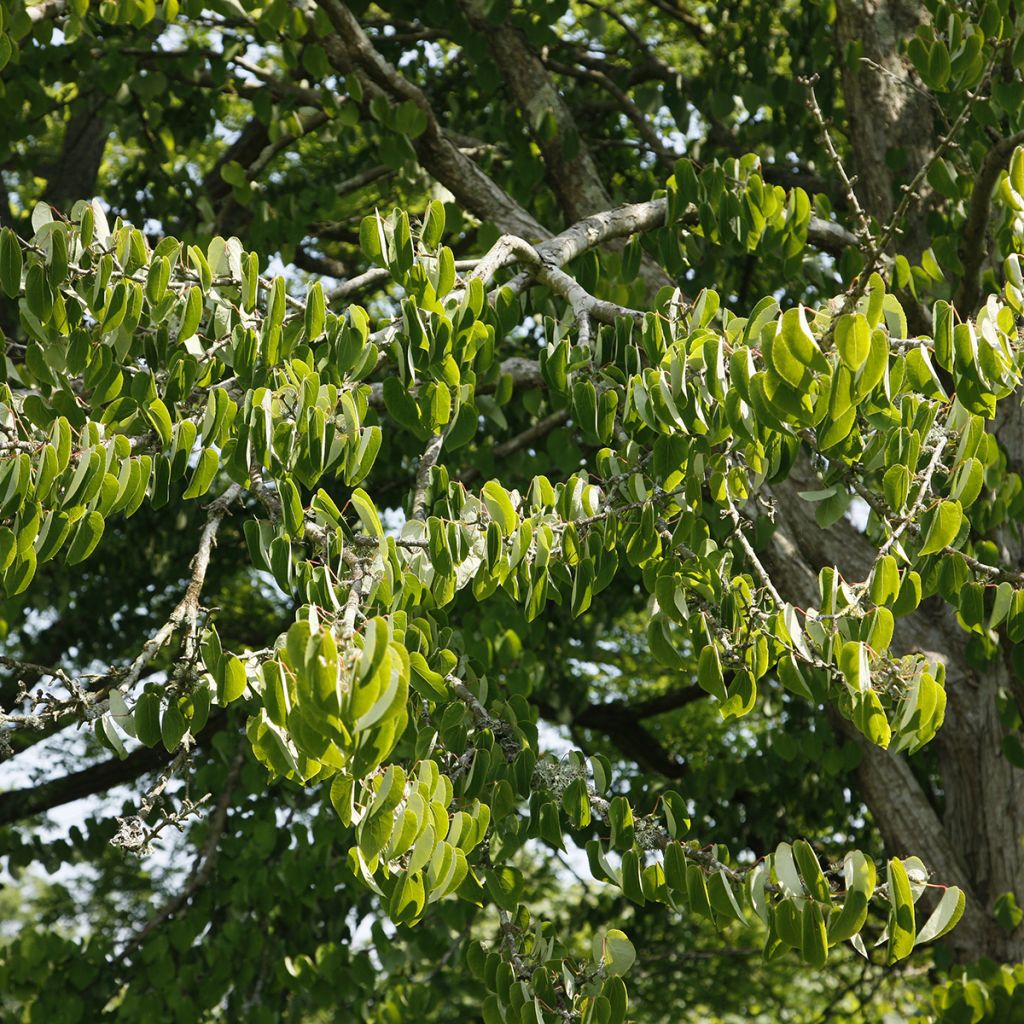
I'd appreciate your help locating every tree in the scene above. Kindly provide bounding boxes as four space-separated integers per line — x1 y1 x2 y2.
2 0 1024 1020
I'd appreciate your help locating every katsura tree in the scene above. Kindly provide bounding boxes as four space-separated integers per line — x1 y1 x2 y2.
3 0 1024 1021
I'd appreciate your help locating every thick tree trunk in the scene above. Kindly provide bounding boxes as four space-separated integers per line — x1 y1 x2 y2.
833 0 1024 960
766 461 1024 962
777 2 1024 961
43 93 108 212
834 0 934 260
783 0 1024 891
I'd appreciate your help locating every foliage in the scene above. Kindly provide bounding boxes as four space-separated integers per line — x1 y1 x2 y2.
2 0 1024 1021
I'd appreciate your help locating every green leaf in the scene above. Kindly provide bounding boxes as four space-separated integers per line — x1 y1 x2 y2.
267 276 285 331
882 464 910 513
133 692 162 747
178 285 204 342
436 246 456 297
182 447 219 499
422 199 445 249
697 643 727 701
65 511 105 565
919 500 962 555
834 313 871 371
838 640 869 693
801 901 828 968
350 488 383 538
279 477 305 538
144 398 173 448
886 857 916 963
793 839 830 902
869 555 901 606
146 255 170 304
647 615 684 669
360 212 387 266
855 689 891 748
481 480 518 536
161 701 188 752
0 227 23 298
772 306 828 388
828 854 871 943
853 329 889 401
220 655 248 704
916 885 965 944
305 281 325 340
594 929 636 977
608 795 635 851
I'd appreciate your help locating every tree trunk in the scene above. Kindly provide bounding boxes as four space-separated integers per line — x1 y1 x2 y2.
43 93 108 213
776 1 1024 962
834 0 934 260
766 461 1024 962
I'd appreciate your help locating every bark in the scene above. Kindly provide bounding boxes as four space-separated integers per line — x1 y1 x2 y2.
0 714 229 828
316 0 548 241
0 739 176 826
766 454 1024 961
827 0 1024 962
954 131 1024 315
201 118 269 238
461 2 612 223
43 93 107 212
834 0 934 260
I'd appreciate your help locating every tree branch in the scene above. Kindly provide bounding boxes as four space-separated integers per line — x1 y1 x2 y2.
460 1 612 223
117 743 246 960
954 130 1024 314
0 713 226 828
314 0 547 239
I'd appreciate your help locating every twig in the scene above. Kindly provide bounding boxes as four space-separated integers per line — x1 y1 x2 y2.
461 409 570 485
877 427 948 560
800 75 873 247
116 744 246 959
119 483 244 693
848 48 1004 313
724 495 785 607
411 431 446 520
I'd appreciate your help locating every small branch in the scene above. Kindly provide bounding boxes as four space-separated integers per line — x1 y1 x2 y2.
849 49 1003 312
334 163 395 196
117 744 246 960
450 678 521 761
411 432 446 521
470 233 645 331
1 485 244 739
724 495 785 607
119 483 244 694
954 129 1024 313
327 266 394 304
877 427 948 561
542 56 677 168
461 409 570 485
800 75 873 247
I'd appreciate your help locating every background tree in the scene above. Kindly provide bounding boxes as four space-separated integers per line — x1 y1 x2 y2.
2 0 1024 1021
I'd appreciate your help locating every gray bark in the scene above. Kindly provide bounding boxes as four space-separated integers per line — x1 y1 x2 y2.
820 1 1024 962
764 462 1019 961
835 0 935 260
43 93 107 212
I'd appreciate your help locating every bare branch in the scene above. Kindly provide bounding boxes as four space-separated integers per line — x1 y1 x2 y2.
460 0 612 222
117 744 246 960
801 75 873 246
314 0 547 239
119 483 245 694
411 432 446 521
461 410 570 485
